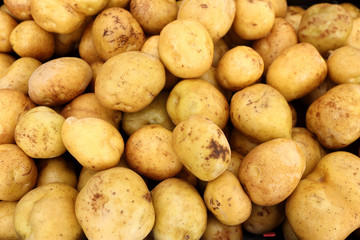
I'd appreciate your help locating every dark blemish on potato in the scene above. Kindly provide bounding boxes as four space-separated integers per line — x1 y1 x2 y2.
184 234 190 240
143 192 152 202
200 4 208 8
248 0 254 3
205 139 229 161
257 211 264 216
112 192 116 195
263 207 271 215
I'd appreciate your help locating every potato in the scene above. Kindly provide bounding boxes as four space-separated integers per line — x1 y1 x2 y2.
95 51 165 112
87 61 104 91
230 83 292 143
75 167 155 240
243 202 285 235
306 83 360 149
199 66 232 101
175 167 198 187
0 57 42 94
301 77 336 106
285 6 305 33
230 128 259 156
233 0 275 40
345 17 360 50
0 53 15 73
28 57 92 106
130 0 177 35
14 183 84 240
158 18 214 78
4 0 32 20
15 106 66 158
78 21 103 64
67 0 108 16
0 144 37 201
0 201 18 240
216 45 264 91
252 17 298 72
177 0 236 42
269 0 287 17
204 170 252 226
172 115 231 181
125 124 183 180
0 89 35 144
327 46 360 84
282 218 299 240
340 2 360 19
212 38 229 67
298 3 353 56
151 178 207 239
77 167 98 192
167 79 229 129
36 156 77 188
106 0 130 8
285 151 360 240
202 213 243 240
61 92 122 128
0 11 18 52
61 117 124 170
239 138 305 206
227 150 243 176
92 7 145 61
289 103 298 127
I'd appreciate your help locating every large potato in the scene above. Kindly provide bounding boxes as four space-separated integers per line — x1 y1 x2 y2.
0 11 18 52
4 0 32 20
151 178 207 239
201 213 243 240
75 167 155 240
0 201 18 240
286 151 360 240
172 115 231 181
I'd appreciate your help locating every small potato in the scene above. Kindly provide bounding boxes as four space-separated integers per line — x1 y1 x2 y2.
301 77 336 106
78 21 103 64
204 170 252 226
345 17 360 50
28 57 92 106
243 202 285 235
327 46 360 84
229 128 259 156
87 61 104 91
216 45 264 91
76 167 155 240
95 51 165 112
0 89 35 144
166 79 229 129
175 167 198 187
0 144 37 201
0 57 42 94
202 213 243 240
172 115 231 181
269 0 287 17
227 150 243 176
199 66 232 101
266 43 328 102
212 38 229 67
239 138 305 206
0 201 18 240
306 83 360 149
158 19 214 78
61 92 122 128
14 183 84 240
36 156 77 188
340 2 360 19
0 53 15 73
151 178 207 239
31 0 86 34
233 0 275 40
0 11 18 52
177 0 236 42
15 106 66 159
230 83 292 143
4 0 32 20
92 7 145 61
285 6 305 33
61 117 124 170
67 0 108 16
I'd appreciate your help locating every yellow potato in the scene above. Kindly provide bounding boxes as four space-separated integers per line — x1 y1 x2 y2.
285 6 305 33
78 21 103 64
0 11 18 52
269 0 287 17
202 213 243 240
67 0 108 16
0 53 15 73
106 0 130 8
175 167 198 188
76 167 98 192
212 38 229 67
340 2 360 19
4 0 32 20
227 150 243 176
229 128 259 156
0 201 18 240
301 77 336 106
345 17 360 50
199 66 232 101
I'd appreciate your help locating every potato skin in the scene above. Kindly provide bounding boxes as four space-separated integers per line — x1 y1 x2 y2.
4 0 32 20
0 11 18 52
0 201 18 240
202 214 243 240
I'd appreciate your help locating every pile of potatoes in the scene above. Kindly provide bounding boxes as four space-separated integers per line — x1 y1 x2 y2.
1 0 360 239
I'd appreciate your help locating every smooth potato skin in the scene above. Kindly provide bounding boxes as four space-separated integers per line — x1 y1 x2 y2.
0 201 18 240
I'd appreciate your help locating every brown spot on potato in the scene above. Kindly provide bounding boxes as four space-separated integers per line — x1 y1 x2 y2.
143 192 152 202
184 234 190 240
206 139 229 161
200 4 208 8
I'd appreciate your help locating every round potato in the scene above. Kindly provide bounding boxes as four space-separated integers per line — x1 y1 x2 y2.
151 178 207 240
67 0 108 16
345 17 360 50
28 57 92 106
15 106 66 159
0 53 15 73
158 18 214 78
4 0 32 20
239 138 305 206
0 201 18 240
285 6 305 33
0 144 37 201
14 183 84 240
78 21 103 64
75 167 155 240
202 213 243 240
230 83 292 143
172 115 231 181
92 7 145 61
0 11 18 52
61 117 124 170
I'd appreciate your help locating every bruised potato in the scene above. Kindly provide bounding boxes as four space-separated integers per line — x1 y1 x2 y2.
0 201 18 240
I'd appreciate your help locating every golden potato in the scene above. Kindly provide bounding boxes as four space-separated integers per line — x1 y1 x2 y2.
151 178 207 239
345 17 360 50
4 0 32 20
0 201 18 240
177 0 236 42
216 45 264 91
199 66 232 101
92 7 145 61
175 167 198 187
202 213 243 240
0 89 35 144
269 0 287 17
78 21 103 64
285 6 305 33
327 46 360 84
158 18 214 78
172 115 231 181
76 167 155 240
67 0 108 16
301 77 336 106
95 51 165 112
306 83 360 149
0 53 15 73
212 38 229 67
0 57 42 94
87 61 104 91
166 79 229 129
61 117 124 170
141 35 160 58
227 150 243 176
286 151 360 240
229 128 259 156
14 183 84 240
76 167 98 192
0 11 18 52
230 83 292 143
28 57 92 106
106 0 130 8
239 138 305 206
15 106 66 158
340 2 360 19
0 144 37 201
